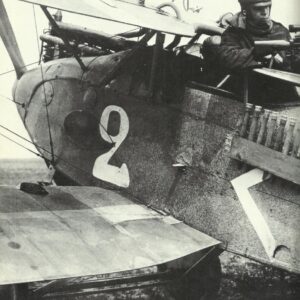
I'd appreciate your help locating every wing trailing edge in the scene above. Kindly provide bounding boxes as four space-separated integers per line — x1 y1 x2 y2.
0 185 220 285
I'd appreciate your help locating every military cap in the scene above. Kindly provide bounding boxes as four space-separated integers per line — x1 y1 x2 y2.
239 0 272 7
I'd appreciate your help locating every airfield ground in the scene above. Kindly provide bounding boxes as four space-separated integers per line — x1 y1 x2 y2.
0 159 299 299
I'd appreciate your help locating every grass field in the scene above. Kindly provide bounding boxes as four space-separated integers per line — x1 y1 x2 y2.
0 158 49 186
0 158 299 299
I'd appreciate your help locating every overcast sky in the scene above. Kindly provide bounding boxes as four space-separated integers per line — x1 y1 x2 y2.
0 0 299 159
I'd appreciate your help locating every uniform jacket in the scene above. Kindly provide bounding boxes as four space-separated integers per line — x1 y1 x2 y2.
217 13 291 72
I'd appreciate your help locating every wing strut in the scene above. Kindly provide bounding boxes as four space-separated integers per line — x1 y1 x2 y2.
41 6 88 71
149 32 165 97
0 0 26 78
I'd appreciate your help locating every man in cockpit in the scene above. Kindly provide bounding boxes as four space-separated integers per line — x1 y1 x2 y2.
218 0 290 71
204 0 299 104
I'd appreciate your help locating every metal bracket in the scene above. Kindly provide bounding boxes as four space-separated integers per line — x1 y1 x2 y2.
243 72 249 105
41 6 88 71
148 32 165 97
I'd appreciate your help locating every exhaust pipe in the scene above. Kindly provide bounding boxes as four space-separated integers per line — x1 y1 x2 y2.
0 0 26 78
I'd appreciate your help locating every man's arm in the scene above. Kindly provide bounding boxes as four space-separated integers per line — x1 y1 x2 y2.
217 28 260 71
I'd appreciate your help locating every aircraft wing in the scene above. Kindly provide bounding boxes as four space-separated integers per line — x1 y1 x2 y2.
19 0 195 37
254 67 300 87
0 185 220 285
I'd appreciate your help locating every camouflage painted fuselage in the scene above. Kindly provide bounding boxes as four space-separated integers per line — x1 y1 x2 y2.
14 48 300 274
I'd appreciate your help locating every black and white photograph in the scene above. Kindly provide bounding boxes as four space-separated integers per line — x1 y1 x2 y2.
0 0 299 299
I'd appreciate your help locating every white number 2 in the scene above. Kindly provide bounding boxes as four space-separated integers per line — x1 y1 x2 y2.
92 105 130 188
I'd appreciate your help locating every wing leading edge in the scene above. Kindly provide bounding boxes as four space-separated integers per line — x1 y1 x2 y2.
0 185 220 285
19 0 195 37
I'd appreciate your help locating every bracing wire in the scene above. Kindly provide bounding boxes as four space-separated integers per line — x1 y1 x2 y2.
0 124 38 147
32 5 55 164
0 124 98 180
111 28 142 39
0 132 45 160
0 94 25 107
0 61 39 78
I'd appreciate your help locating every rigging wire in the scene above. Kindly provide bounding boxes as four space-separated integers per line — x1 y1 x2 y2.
77 56 115 145
0 7 116 164
99 123 114 145
0 94 116 162
0 132 45 160
32 5 55 164
111 28 143 39
0 94 24 107
0 61 39 78
0 124 37 147
0 124 98 180
39 40 44 64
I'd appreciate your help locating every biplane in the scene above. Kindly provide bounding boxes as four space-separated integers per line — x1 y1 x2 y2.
0 0 299 299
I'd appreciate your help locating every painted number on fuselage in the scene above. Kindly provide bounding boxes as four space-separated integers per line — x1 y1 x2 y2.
92 105 130 188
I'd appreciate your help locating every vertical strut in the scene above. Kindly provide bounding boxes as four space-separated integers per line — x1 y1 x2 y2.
0 0 26 78
149 32 165 97
41 6 87 71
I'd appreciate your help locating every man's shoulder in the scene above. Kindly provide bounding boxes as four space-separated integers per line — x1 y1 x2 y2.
271 21 290 39
272 20 289 33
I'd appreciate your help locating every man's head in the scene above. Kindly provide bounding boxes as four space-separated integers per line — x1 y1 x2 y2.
239 0 272 26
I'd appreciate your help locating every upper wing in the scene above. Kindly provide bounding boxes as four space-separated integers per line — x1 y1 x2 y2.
19 0 195 37
0 185 220 285
254 68 300 87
